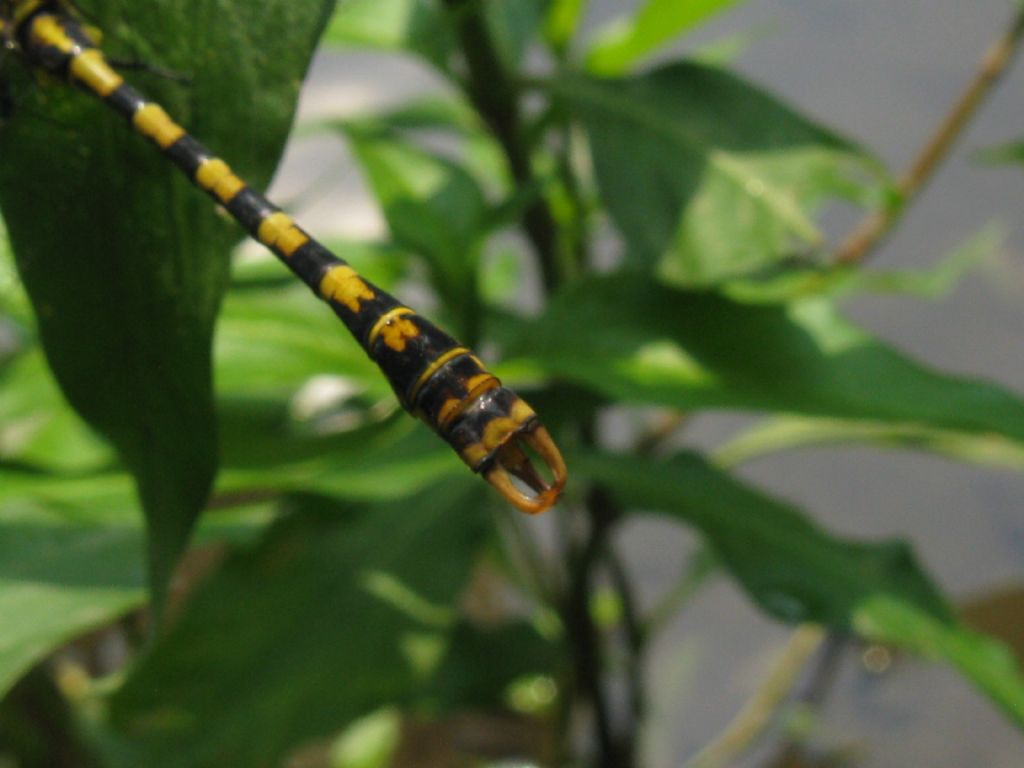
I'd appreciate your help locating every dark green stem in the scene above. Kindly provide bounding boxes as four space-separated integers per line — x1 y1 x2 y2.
564 485 629 768
443 0 562 294
606 541 646 734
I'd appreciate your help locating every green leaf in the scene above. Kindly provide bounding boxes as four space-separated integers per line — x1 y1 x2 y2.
219 239 411 402
544 0 589 52
714 415 1024 473
720 223 1001 304
512 273 1024 445
321 0 453 69
853 595 1024 729
333 94 481 137
218 409 464 503
844 224 1002 299
329 708 402 768
586 0 743 75
0 0 333 604
0 222 31 327
107 482 489 768
216 271 387 400
0 486 144 699
342 127 489 336
0 467 272 699
0 350 113 472
551 63 885 285
579 450 1024 726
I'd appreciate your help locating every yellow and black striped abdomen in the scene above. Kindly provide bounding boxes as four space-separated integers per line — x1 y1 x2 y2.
11 1 566 513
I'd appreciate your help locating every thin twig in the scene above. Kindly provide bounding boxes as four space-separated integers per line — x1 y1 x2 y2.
683 624 826 768
835 7 1024 265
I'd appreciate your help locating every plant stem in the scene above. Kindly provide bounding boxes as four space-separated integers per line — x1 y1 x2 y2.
683 624 826 768
835 6 1024 265
563 485 629 768
606 541 646 734
443 0 562 293
557 119 591 278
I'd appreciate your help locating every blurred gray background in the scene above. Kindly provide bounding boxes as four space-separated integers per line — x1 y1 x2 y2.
268 1 1024 765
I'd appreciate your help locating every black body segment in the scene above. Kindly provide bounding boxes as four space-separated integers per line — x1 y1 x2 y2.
2 0 566 513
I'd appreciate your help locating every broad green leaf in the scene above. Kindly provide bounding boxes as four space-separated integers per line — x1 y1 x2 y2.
511 273 1024 445
714 415 1024 472
0 0 334 604
0 468 272 699
551 63 885 285
586 0 743 75
3 219 106 475
107 482 489 768
579 451 1024 726
321 0 453 69
342 126 489 337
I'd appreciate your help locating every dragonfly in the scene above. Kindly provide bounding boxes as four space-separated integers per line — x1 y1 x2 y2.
0 0 566 514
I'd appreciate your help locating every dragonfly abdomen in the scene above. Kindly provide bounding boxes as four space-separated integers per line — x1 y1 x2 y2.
5 0 566 513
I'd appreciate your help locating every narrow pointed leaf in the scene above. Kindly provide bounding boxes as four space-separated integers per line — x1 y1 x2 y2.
512 273 1024 447
578 450 1024 726
0 0 334 602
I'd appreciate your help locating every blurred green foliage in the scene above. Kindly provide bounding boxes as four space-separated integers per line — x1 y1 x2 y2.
1 0 1023 765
